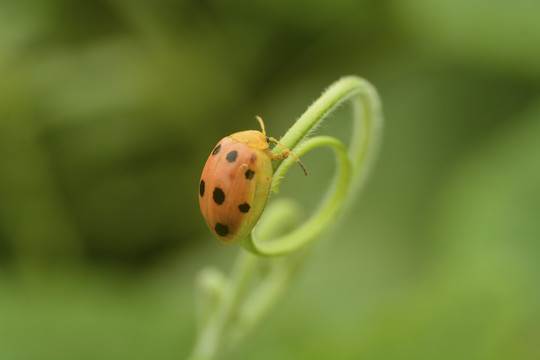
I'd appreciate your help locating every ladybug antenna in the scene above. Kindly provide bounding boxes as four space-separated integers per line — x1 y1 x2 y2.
268 136 308 176
255 116 266 136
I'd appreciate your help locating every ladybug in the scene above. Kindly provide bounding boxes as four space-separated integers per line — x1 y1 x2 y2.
199 116 307 244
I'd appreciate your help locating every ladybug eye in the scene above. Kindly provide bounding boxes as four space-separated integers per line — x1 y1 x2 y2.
265 136 270 143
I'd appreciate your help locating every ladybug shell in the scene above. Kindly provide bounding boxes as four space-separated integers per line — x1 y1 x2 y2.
199 135 272 244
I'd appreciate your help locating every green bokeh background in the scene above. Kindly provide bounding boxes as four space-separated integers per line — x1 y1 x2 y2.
1 1 539 359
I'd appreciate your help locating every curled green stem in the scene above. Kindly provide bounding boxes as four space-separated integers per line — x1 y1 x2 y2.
243 75 382 256
189 75 382 360
244 136 351 256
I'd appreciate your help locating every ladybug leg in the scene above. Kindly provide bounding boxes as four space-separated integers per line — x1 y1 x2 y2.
266 149 289 161
265 141 308 176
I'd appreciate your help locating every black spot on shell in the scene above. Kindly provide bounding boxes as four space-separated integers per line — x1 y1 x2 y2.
212 144 221 155
226 150 238 163
238 203 250 213
215 223 229 236
213 187 225 205
245 170 255 180
199 180 205 197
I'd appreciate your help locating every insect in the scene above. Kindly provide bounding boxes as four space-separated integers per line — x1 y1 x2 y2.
199 116 307 244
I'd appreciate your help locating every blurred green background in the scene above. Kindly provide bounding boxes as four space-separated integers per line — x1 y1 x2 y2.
1 0 539 359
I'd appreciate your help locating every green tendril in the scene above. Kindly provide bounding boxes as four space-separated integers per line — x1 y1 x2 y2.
189 76 383 360
243 75 382 256
243 136 351 256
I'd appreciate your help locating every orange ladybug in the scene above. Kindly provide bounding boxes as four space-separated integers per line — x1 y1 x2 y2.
199 116 306 244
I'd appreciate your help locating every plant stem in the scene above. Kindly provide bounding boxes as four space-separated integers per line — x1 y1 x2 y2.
190 75 383 359
189 251 256 360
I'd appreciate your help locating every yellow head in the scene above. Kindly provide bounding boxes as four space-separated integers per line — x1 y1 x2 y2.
229 116 270 150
